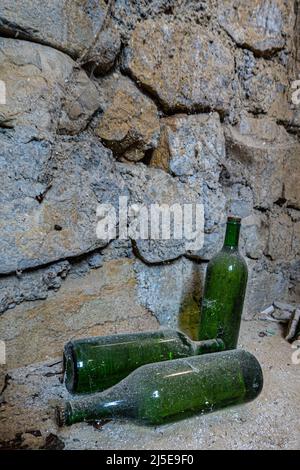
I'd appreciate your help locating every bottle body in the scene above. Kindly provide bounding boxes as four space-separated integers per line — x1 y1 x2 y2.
64 329 224 394
57 349 263 426
199 217 248 349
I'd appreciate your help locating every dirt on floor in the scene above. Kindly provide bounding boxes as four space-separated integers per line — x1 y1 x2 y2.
0 320 299 450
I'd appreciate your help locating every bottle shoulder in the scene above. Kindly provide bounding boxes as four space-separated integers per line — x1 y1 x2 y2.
207 248 248 272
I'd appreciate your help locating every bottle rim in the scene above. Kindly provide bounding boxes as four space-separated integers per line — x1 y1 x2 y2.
227 215 241 223
63 342 78 393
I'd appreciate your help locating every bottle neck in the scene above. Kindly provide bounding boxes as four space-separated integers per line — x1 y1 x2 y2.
60 390 131 426
223 221 241 249
192 338 225 355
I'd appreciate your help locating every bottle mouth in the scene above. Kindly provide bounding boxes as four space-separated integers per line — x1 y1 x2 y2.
63 343 78 393
55 402 72 427
194 338 225 354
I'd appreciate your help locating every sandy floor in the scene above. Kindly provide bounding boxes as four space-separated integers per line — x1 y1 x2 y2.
0 320 299 450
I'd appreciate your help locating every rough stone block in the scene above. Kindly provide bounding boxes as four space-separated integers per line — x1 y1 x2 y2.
0 259 158 368
224 116 300 209
0 39 100 137
96 74 160 161
0 0 120 72
123 19 235 114
218 0 295 56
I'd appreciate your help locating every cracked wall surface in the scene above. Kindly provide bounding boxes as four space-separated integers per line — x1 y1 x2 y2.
0 0 299 368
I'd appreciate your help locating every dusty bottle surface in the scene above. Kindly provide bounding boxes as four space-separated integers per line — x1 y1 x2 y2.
57 349 263 426
199 216 248 349
64 329 225 394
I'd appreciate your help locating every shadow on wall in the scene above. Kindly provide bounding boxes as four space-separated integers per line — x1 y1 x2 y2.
178 263 204 340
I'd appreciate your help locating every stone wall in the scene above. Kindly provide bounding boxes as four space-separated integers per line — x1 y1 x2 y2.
0 0 299 367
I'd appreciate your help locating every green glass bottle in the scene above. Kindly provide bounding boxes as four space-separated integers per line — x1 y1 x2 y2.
64 329 224 394
56 349 263 426
198 216 248 349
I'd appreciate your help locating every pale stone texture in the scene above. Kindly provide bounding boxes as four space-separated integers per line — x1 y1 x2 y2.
224 115 300 209
237 51 292 122
122 19 235 113
266 211 299 262
0 259 158 369
135 257 205 339
151 112 225 179
245 259 290 315
0 39 100 137
112 0 215 41
283 150 300 210
0 127 202 273
0 0 120 72
122 163 202 263
0 135 111 274
151 112 227 260
239 213 268 261
0 261 71 314
96 74 160 161
289 260 300 302
218 0 295 56
58 69 101 135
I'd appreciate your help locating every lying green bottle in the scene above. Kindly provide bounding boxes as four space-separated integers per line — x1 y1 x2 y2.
64 329 225 394
57 349 263 426
199 216 248 349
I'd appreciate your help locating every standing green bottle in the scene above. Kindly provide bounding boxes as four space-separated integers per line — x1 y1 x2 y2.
64 329 224 394
199 216 248 349
56 349 263 426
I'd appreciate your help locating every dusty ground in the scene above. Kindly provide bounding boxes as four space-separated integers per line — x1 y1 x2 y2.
0 320 299 450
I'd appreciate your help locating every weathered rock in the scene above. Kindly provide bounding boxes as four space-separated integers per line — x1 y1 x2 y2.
151 113 225 179
224 115 300 209
58 69 101 135
0 39 100 137
283 150 300 210
185 184 227 261
218 0 295 56
118 163 203 263
151 112 227 260
289 260 300 302
237 52 291 121
266 212 294 261
83 27 121 75
0 0 298 333
273 301 298 313
0 261 70 314
122 19 235 113
287 108 300 136
0 125 205 273
96 74 160 161
0 241 133 315
0 134 113 274
292 221 300 258
0 0 120 72
239 213 268 260
245 259 290 318
296 3 300 68
112 0 214 41
0 259 159 368
220 182 254 219
135 257 205 337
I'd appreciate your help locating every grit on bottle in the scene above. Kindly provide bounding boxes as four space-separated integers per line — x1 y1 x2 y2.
57 349 263 426
198 216 248 349
64 329 224 394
